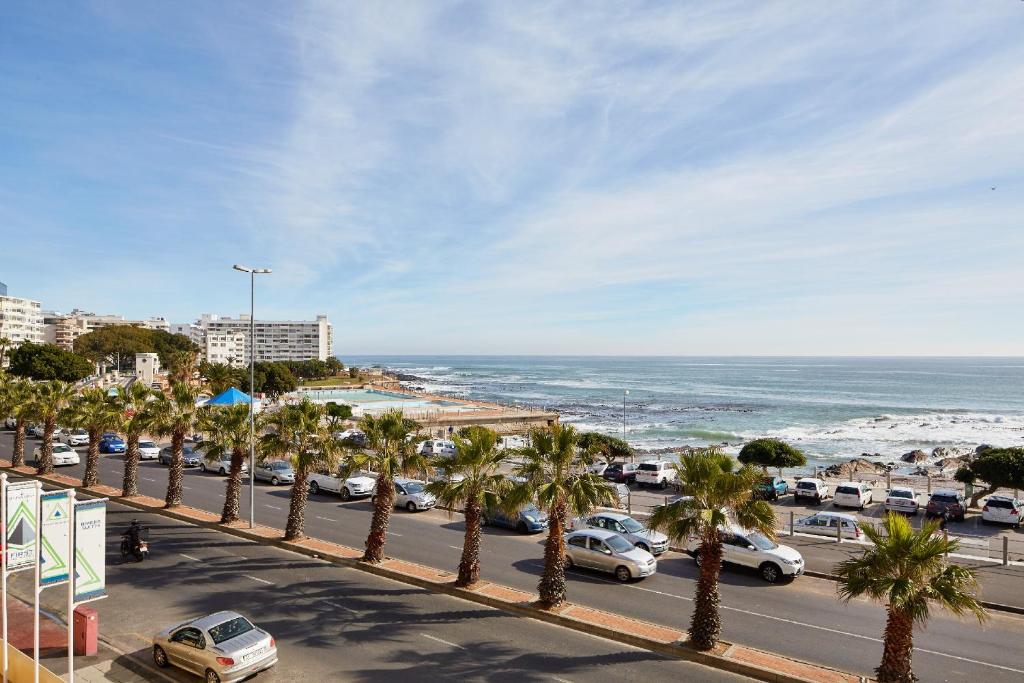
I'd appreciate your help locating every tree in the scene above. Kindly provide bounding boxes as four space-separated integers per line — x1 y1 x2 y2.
0 377 35 467
836 513 985 682
507 424 617 608
74 326 199 373
261 399 339 540
326 357 344 375
197 404 263 524
200 361 242 395
426 426 511 587
148 382 201 507
27 381 78 475
8 343 92 382
347 409 426 563
67 388 119 487
647 448 777 650
954 448 1024 508
577 432 634 462
148 330 201 369
113 383 157 497
0 337 13 368
738 438 807 472
165 349 200 386
325 402 353 430
259 363 297 398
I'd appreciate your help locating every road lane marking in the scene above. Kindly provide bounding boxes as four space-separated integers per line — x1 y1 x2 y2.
387 531 402 537
264 504 283 510
243 575 274 585
315 516 337 522
327 601 360 614
142 477 156 482
179 553 201 562
420 633 464 649
449 545 462 551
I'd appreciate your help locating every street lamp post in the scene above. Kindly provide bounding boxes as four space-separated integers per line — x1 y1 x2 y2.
623 389 631 462
233 264 271 529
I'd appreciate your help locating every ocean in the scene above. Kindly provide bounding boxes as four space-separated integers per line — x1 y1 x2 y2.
341 356 1024 468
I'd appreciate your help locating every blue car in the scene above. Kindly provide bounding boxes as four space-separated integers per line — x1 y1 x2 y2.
755 476 789 501
99 435 126 454
482 504 549 533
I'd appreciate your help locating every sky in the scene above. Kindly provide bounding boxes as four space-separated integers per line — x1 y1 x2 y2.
2 1 1023 356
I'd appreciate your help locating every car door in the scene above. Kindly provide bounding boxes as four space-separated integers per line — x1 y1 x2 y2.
166 627 205 673
566 534 588 567
393 483 406 508
587 538 614 573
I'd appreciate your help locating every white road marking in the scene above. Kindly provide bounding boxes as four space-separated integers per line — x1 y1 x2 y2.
448 546 462 551
387 531 402 537
182 486 192 490
551 678 573 683
142 477 156 482
243 575 274 585
315 516 337 522
420 633 464 649
178 553 201 562
264 504 283 510
327 601 359 614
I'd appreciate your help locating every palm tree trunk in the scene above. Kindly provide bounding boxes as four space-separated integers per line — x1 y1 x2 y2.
122 431 141 497
82 427 102 488
876 606 916 683
221 447 244 524
363 475 395 563
537 498 568 608
165 430 185 508
284 466 310 540
37 418 55 475
12 420 26 467
689 537 723 651
456 495 483 587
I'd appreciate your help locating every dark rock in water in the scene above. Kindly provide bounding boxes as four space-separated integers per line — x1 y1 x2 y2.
936 455 972 470
910 466 931 476
860 452 882 459
976 444 993 454
824 458 889 478
901 449 929 463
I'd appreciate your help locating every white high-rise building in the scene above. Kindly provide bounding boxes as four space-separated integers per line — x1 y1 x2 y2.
0 290 44 347
176 313 333 364
43 309 170 351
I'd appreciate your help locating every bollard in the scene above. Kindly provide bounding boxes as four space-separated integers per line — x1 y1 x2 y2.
927 476 932 495
849 468 854 482
1003 536 1009 566
627 490 632 516
836 521 842 543
664 495 669 507
789 511 795 537
943 529 949 556
886 470 891 490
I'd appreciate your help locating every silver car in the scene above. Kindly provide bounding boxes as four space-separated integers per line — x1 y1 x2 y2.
564 528 657 582
373 477 436 512
254 460 295 486
200 456 249 476
572 512 669 555
153 611 277 683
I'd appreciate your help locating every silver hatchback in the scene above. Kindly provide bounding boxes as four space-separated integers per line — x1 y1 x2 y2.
153 611 277 683
564 529 657 582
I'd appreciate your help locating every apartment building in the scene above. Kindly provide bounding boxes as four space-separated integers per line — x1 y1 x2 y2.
43 309 170 351
0 286 45 347
175 313 333 364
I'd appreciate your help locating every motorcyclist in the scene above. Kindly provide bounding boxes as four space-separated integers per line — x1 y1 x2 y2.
125 519 146 553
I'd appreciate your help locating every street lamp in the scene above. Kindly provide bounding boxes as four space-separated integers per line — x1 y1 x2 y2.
233 264 271 529
623 389 630 461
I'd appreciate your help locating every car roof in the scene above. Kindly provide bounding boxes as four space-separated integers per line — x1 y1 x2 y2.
986 494 1017 502
568 528 617 540
931 489 960 496
889 486 915 492
591 512 630 521
810 511 858 521
796 477 823 483
189 611 245 630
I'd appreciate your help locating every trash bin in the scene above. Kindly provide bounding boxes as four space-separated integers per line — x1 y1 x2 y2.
73 605 98 656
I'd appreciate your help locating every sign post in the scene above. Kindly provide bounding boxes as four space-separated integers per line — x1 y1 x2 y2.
3 479 39 683
36 489 74 683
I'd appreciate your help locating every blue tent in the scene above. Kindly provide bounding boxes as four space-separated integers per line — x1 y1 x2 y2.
205 387 252 406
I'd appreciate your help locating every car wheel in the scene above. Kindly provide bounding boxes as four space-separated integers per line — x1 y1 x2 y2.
153 646 168 668
310 481 321 495
760 562 782 584
614 565 632 582
659 479 668 490
481 515 490 527
516 521 528 534
199 463 206 472
205 669 221 683
958 514 966 523
693 551 702 567
271 476 280 486
564 555 574 569
980 517 989 525
406 501 417 512
636 542 650 553
340 487 351 501
219 467 226 475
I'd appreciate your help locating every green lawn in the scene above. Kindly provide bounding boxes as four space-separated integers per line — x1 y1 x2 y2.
299 376 365 387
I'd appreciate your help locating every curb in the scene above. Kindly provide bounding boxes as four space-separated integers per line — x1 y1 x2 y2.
8 465 869 683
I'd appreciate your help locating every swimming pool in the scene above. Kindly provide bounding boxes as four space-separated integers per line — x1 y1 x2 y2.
294 387 480 414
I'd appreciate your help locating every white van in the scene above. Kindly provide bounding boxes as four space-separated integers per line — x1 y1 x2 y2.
635 460 677 489
833 482 873 510
417 439 456 457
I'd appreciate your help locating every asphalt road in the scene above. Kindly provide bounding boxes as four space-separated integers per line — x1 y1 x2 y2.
7 433 1024 682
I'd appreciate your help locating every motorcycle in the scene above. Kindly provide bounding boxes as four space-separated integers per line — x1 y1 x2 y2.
121 523 149 562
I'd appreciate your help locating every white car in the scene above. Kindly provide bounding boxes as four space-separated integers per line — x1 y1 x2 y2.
793 478 830 504
589 461 609 475
308 468 376 500
62 429 89 447
33 443 80 466
884 486 919 515
981 496 1022 527
794 511 862 540
635 460 678 489
138 440 161 460
833 482 873 510
200 456 248 475
686 526 804 583
571 512 669 555
417 439 456 457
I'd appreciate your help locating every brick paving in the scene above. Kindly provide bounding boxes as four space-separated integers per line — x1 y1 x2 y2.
728 645 863 683
562 604 685 643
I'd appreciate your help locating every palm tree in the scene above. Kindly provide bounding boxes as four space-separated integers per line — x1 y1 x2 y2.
261 399 338 540
28 381 78 475
167 350 200 386
67 388 120 487
425 426 511 587
347 409 426 563
508 423 617 608
148 382 201 508
0 337 12 368
197 404 262 524
836 513 986 682
647 448 776 650
113 383 156 497
200 362 239 396
1 378 35 467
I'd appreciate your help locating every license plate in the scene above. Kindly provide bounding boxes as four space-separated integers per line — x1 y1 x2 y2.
242 646 267 662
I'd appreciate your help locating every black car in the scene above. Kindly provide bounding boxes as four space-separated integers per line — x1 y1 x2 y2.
602 462 638 484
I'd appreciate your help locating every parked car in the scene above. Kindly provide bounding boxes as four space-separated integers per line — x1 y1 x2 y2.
884 486 919 515
602 462 638 484
62 429 90 447
686 526 804 583
373 478 436 512
152 610 277 682
33 443 80 466
27 425 44 438
159 446 202 467
335 429 367 447
254 461 295 486
589 461 609 476
200 456 248 476
481 504 548 533
99 435 126 454
635 460 677 489
754 476 789 501
138 440 161 460
564 529 657 582
308 467 376 500
793 478 830 504
417 439 456 457
605 482 630 510
833 482 873 510
793 511 862 539
925 489 967 522
981 495 1022 527
571 512 669 555
3 417 16 430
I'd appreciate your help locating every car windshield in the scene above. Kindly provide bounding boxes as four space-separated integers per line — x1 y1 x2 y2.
746 531 778 550
932 494 958 504
605 535 634 553
637 464 658 471
403 482 424 494
139 441 156 448
797 482 815 489
54 444 72 453
73 429 87 435
836 486 859 495
207 616 255 645
890 490 913 499
182 447 194 455
522 505 542 516
619 517 645 533
271 462 291 470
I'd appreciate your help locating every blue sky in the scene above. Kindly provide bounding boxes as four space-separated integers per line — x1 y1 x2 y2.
2 2 1022 356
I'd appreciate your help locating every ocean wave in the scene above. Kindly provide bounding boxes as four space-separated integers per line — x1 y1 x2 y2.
765 412 1024 449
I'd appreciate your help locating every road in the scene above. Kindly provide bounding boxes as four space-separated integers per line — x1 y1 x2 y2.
7 433 1024 682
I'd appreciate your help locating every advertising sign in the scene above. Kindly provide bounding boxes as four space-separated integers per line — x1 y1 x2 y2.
5 482 38 571
73 500 106 602
39 491 71 586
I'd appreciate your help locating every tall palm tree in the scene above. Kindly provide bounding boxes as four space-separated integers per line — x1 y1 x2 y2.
261 399 338 540
167 350 200 386
836 513 986 682
425 426 511 587
28 381 78 475
2 378 35 467
197 404 263 524
113 382 156 497
200 362 238 396
67 387 119 487
508 423 617 608
347 409 426 563
148 382 201 508
647 448 776 650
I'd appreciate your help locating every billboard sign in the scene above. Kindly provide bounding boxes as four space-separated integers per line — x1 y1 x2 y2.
5 482 38 571
39 490 71 586
73 500 106 602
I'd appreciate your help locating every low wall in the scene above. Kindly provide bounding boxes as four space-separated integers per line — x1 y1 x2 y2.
2 642 63 683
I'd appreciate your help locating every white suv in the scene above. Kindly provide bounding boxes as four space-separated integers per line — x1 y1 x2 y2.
981 496 1022 528
635 461 677 489
793 478 830 504
686 526 804 583
884 486 919 515
833 482 873 510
